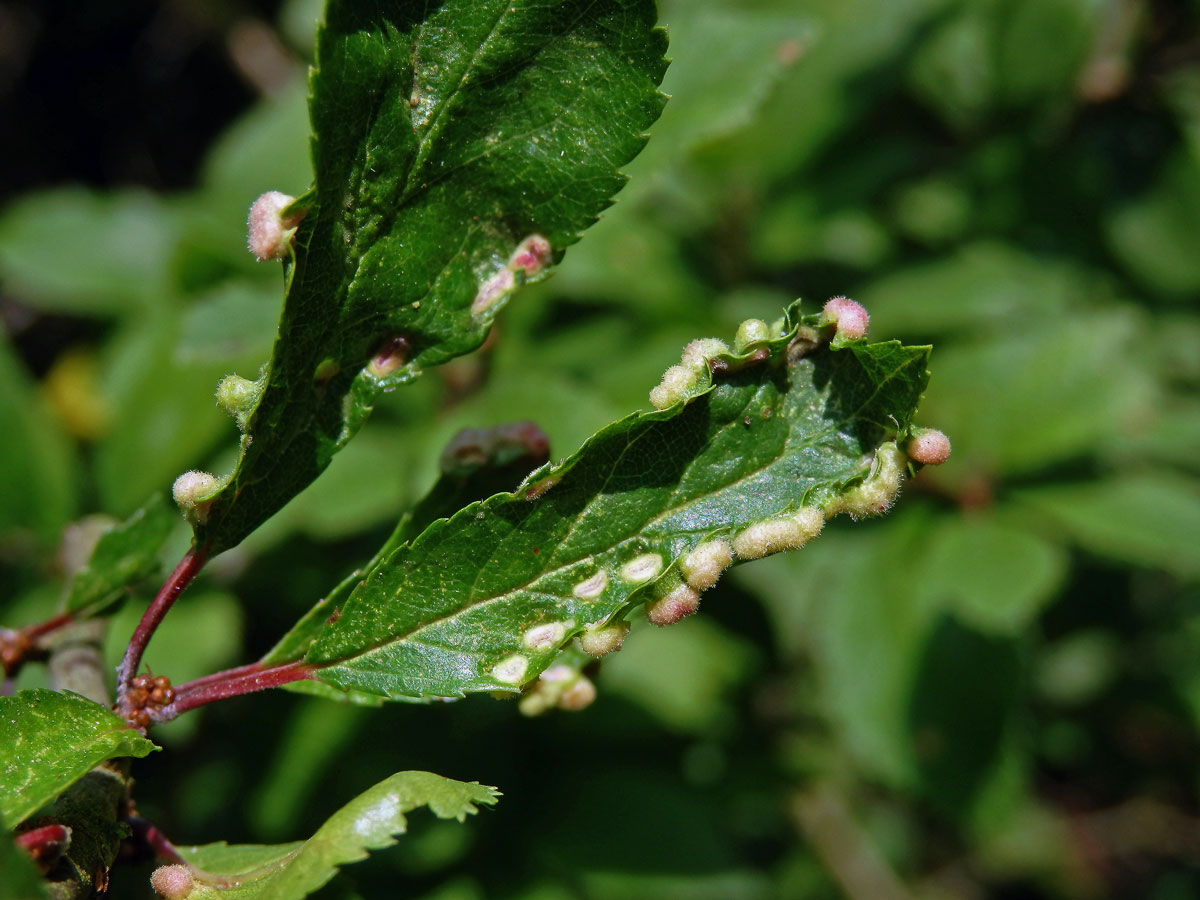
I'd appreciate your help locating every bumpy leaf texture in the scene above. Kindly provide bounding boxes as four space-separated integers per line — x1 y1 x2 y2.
264 302 933 701
193 0 668 554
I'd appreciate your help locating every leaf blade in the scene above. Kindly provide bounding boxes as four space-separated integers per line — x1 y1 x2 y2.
194 0 669 555
175 771 498 900
66 494 177 618
285 304 932 700
0 690 158 829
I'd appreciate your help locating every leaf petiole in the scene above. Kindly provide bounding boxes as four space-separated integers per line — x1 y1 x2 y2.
153 660 314 723
116 546 209 719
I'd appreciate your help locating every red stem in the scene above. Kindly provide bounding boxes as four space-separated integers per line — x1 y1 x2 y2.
23 613 74 641
1 614 75 679
14 824 71 853
14 823 72 871
169 659 268 693
117 546 209 713
156 660 314 721
126 815 186 865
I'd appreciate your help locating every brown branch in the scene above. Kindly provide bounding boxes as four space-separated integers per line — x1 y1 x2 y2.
791 784 914 900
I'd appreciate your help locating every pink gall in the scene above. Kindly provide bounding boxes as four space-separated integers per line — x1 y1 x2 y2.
508 233 553 276
906 428 952 466
820 296 870 341
247 191 304 261
645 584 700 626
150 864 194 899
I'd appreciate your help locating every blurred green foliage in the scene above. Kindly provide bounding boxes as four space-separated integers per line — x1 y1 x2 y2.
2 0 1200 897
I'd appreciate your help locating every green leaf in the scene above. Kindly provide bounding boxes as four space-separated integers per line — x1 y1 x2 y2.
275 303 931 700
1106 151 1200 297
907 615 1023 822
0 188 180 316
0 333 78 544
1011 473 1200 579
921 515 1068 635
625 3 814 189
194 0 669 555
916 308 1152 482
264 421 551 704
0 835 48 900
173 771 498 900
0 689 158 829
599 617 757 734
65 494 177 618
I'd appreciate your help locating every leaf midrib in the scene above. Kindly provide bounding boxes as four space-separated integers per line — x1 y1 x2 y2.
312 361 893 674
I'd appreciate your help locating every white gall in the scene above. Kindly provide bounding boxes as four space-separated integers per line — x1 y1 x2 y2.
734 318 770 352
579 621 629 658
492 654 529 685
508 234 553 276
471 267 516 315
523 622 568 652
680 338 730 372
171 470 218 515
732 506 824 560
558 675 597 711
649 365 698 410
828 443 907 520
680 540 733 592
620 553 664 584
572 570 608 599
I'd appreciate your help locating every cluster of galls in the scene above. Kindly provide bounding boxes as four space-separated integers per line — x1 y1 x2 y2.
518 664 598 717
515 296 955 718
648 295 873 410
472 233 553 315
126 674 175 729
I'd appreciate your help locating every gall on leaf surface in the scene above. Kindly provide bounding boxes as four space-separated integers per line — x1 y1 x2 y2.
168 771 498 900
193 0 669 555
266 301 934 701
